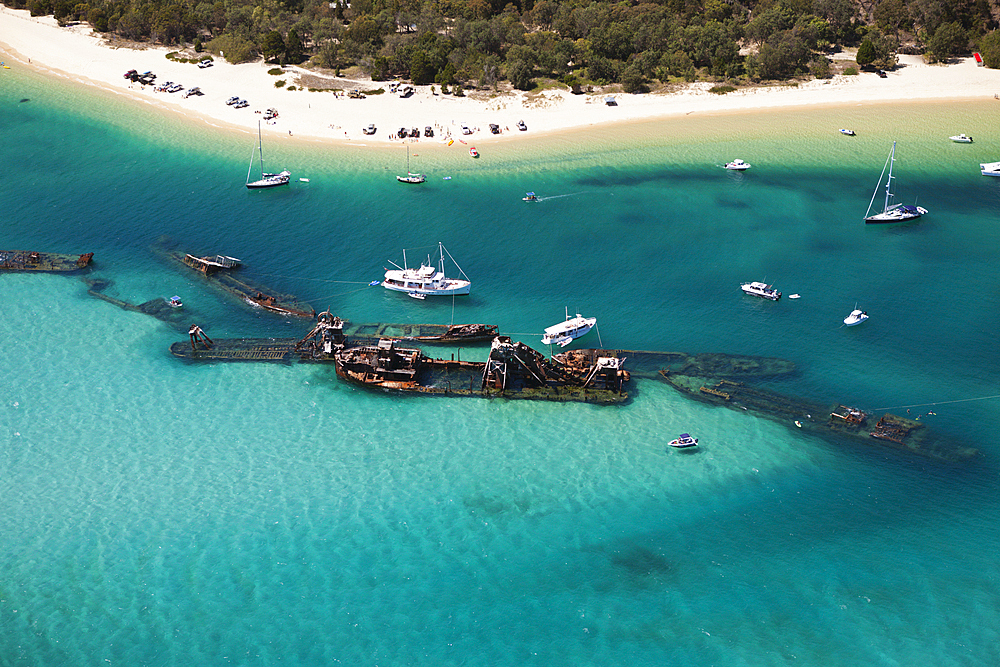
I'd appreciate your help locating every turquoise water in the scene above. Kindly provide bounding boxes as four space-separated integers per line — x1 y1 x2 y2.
4 64 1000 665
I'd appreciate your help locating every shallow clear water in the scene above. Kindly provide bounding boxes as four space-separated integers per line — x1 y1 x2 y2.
3 65 1000 666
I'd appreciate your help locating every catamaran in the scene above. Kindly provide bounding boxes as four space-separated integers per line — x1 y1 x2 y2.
246 121 290 189
864 141 927 223
382 242 470 296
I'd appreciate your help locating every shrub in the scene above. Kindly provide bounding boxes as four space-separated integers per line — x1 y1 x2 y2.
274 80 286 87
286 86 297 91
709 85 736 94
843 66 858 75
268 68 284 76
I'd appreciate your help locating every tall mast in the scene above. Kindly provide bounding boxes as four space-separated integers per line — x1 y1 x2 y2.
258 121 265 176
883 141 896 212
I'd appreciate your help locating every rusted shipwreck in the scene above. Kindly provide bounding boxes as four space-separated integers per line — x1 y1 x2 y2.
659 361 977 462
1 250 93 272
152 239 314 318
172 312 629 403
334 335 628 402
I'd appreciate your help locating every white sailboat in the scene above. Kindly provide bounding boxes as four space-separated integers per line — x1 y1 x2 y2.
382 242 470 296
864 141 927 223
246 121 290 189
396 146 425 184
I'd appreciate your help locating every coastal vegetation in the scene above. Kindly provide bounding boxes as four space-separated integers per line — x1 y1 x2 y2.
12 0 1000 91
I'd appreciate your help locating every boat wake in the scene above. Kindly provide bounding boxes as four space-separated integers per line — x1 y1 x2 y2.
534 192 587 202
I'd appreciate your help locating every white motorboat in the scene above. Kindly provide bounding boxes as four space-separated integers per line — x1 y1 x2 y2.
949 134 973 143
668 433 698 448
407 292 426 300
839 129 856 136
864 141 927 223
383 242 471 296
246 121 290 189
741 281 781 300
725 159 751 171
980 161 1000 177
396 145 425 183
541 311 596 347
844 308 869 326
167 295 183 308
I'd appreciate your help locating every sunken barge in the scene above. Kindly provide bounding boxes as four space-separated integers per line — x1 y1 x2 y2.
152 239 314 318
1 250 93 272
659 361 977 463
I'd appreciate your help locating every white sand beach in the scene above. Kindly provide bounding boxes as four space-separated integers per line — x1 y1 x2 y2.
3 5 1000 148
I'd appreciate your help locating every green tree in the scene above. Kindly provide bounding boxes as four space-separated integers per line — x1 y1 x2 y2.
855 38 877 67
926 22 967 62
409 49 435 84
261 30 286 62
979 30 1000 69
286 29 303 63
505 44 536 90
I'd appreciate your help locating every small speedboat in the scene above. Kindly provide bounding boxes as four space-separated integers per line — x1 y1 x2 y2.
368 280 380 286
949 134 973 143
844 308 868 326
789 294 801 299
523 192 538 201
470 147 479 158
168 295 183 308
668 433 698 449
725 159 751 171
408 291 426 300
839 129 856 136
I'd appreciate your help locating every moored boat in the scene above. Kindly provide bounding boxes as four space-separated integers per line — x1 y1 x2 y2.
741 281 781 300
541 311 597 347
980 161 1000 177
949 134 973 143
839 129 856 136
397 145 425 183
864 141 927 223
383 242 471 296
844 308 868 326
246 121 291 189
668 433 699 448
470 147 479 158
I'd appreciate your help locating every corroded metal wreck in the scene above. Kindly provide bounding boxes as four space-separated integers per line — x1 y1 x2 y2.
152 238 315 318
1 250 93 272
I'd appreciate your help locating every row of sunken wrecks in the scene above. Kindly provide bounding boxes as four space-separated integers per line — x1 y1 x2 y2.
6 243 977 463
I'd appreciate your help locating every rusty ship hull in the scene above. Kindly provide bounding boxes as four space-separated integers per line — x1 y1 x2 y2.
152 239 314 318
1 251 93 272
659 366 977 463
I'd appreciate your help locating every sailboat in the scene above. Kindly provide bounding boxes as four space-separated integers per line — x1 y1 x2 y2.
246 121 290 189
396 146 425 184
864 141 927 223
382 242 470 296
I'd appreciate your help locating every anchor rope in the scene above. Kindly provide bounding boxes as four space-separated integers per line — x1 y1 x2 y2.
872 394 1000 411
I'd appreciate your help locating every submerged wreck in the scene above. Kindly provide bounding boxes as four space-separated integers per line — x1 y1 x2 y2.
172 313 629 403
1 250 93 272
152 239 314 318
660 360 977 463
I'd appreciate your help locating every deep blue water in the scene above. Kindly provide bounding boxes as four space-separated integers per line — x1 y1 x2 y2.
3 65 1000 666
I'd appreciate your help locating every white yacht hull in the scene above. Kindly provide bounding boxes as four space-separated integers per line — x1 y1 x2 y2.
981 162 1000 177
383 281 470 296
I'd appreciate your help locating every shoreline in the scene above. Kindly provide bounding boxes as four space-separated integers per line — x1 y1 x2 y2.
3 6 1000 149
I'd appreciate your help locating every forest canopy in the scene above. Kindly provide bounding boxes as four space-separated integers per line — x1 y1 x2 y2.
12 0 1000 90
